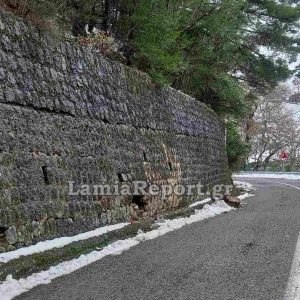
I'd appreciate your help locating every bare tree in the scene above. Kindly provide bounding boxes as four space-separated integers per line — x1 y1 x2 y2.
248 86 300 171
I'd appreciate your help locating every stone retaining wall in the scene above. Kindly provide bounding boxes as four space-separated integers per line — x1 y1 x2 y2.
0 10 229 251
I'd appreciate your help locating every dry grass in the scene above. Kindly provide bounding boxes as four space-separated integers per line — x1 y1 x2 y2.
77 32 126 63
0 0 54 30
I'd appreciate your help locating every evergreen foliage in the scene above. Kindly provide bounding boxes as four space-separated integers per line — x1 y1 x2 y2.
226 119 251 170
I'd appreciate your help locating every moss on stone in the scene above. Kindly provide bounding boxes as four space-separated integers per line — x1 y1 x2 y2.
0 152 16 167
98 157 113 173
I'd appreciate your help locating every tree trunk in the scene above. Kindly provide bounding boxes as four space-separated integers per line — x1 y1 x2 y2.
253 160 262 171
102 0 110 32
262 150 278 170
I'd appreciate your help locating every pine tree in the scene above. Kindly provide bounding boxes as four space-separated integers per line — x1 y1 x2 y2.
128 0 299 116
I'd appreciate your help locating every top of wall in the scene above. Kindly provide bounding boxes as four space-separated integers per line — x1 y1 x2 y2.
0 9 224 140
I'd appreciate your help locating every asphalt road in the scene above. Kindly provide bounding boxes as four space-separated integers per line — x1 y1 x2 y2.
17 178 300 300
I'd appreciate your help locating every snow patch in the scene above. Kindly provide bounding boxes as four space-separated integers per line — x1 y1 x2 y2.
233 181 256 192
189 198 212 208
0 201 234 300
233 173 300 180
0 223 129 264
237 193 255 201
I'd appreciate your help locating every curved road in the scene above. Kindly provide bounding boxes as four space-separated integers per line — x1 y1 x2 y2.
17 178 300 300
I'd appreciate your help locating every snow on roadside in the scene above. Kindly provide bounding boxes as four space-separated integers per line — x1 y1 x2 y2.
0 223 129 264
233 181 256 201
0 201 234 300
237 193 255 201
233 181 256 192
189 198 212 208
190 184 256 207
233 173 300 180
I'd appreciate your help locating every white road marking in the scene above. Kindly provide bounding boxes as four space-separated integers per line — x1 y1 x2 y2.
284 232 300 300
265 181 300 191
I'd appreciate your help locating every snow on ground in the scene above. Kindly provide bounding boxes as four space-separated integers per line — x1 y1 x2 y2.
233 173 300 180
0 201 234 300
189 198 212 208
237 193 255 201
233 181 256 192
0 223 129 264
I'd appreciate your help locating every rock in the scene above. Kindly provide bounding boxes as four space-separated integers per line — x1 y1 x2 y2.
106 210 112 224
5 226 18 244
150 223 160 230
61 57 67 71
17 225 26 243
118 173 127 182
0 19 4 31
4 87 15 102
24 241 32 247
0 67 6 81
224 195 241 208
100 213 107 225
7 245 16 251
32 221 40 237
